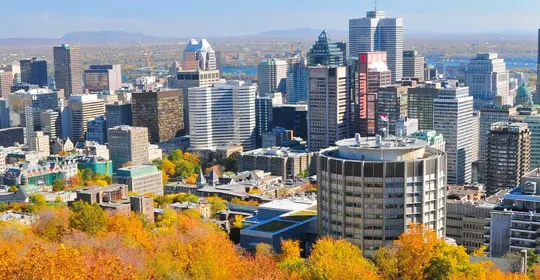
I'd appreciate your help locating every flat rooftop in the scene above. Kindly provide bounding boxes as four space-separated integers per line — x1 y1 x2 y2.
258 197 317 212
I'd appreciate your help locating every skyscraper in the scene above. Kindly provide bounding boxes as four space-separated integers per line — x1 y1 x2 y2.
84 65 122 93
318 135 446 257
258 59 287 95
286 54 309 103
376 85 408 135
403 50 425 82
273 104 308 141
86 116 107 144
40 109 60 139
349 10 404 82
433 86 474 185
306 30 346 67
20 57 48 87
108 126 149 171
486 122 530 194
105 102 132 130
188 81 257 150
131 89 183 144
68 94 105 142
0 98 9 129
0 70 13 98
537 29 540 102
357 52 392 136
465 53 510 110
53 44 83 98
407 81 442 130
182 39 217 71
308 66 348 151
255 96 273 148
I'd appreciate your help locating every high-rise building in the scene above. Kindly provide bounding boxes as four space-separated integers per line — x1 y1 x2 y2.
486 122 530 193
318 135 446 257
105 102 132 130
113 165 163 196
131 89 183 144
308 66 348 151
537 29 540 103
182 39 217 71
0 70 13 98
255 96 273 148
478 106 516 183
258 59 287 95
433 86 474 185
188 81 257 150
40 109 60 139
68 94 105 142
86 116 107 144
53 44 83 98
273 104 308 141
306 30 346 67
27 131 50 156
0 98 9 129
108 126 149 171
286 54 309 103
471 112 480 163
465 53 510 110
403 50 425 82
349 10 404 82
357 52 392 136
17 89 61 131
407 81 442 130
376 85 408 135
84 65 122 93
20 57 48 87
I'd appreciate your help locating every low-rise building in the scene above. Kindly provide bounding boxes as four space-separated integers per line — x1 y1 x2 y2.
410 130 446 152
148 144 163 162
239 147 316 180
113 165 163 196
76 155 113 176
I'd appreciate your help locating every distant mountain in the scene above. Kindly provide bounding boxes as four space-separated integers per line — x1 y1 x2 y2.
60 31 161 42
257 28 348 39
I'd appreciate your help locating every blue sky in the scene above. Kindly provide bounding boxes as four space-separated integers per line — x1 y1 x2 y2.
3 0 540 38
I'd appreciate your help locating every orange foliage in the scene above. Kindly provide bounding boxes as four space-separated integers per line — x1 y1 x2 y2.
185 174 198 185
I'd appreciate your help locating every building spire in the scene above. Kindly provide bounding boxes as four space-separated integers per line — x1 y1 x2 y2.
374 0 378 11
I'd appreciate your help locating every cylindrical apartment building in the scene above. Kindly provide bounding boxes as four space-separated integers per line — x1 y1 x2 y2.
318 135 446 256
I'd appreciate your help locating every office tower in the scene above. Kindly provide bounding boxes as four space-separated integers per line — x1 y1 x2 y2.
434 86 474 185
403 50 425 81
58 98 69 139
0 98 9 129
0 70 13 98
113 165 163 196
485 122 530 193
537 29 540 103
68 94 105 142
308 66 348 151
478 106 516 183
105 102 132 130
131 89 183 143
183 39 217 71
471 112 480 163
407 81 442 130
86 116 107 144
376 85 408 135
0 127 24 147
215 51 223 71
318 135 446 257
188 81 257 150
357 52 392 136
286 54 309 103
258 58 287 95
40 109 60 139
27 131 50 156
53 44 83 98
20 57 48 87
273 104 308 141
465 53 510 110
306 30 346 67
255 95 273 148
18 90 60 131
349 10 404 82
25 106 35 141
84 65 122 93
108 126 149 171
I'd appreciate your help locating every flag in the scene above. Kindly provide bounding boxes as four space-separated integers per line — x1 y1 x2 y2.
380 113 389 122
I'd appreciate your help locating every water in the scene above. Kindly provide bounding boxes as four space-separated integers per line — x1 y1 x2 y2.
426 57 537 70
220 66 257 76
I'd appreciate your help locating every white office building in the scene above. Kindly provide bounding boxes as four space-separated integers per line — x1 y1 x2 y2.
286 54 309 104
349 10 404 82
188 81 257 150
465 53 510 110
434 86 474 185
258 59 287 95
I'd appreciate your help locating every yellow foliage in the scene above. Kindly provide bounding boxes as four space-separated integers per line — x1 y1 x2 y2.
185 174 197 185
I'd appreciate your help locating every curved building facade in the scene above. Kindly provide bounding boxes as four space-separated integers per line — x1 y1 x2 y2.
318 136 446 256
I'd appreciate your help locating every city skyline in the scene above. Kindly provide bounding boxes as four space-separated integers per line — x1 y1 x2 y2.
2 0 540 38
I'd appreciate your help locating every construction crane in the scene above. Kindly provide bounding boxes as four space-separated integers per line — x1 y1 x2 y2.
143 45 154 76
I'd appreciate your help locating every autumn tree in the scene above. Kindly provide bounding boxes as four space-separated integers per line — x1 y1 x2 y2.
279 239 307 278
69 200 107 236
207 196 227 216
33 208 70 242
52 179 66 192
29 193 46 206
8 186 17 192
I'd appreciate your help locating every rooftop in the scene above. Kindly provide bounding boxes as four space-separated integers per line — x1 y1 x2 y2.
258 197 317 212
115 165 159 177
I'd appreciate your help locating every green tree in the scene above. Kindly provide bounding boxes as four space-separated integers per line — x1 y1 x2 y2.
29 194 46 206
154 195 173 207
175 159 195 178
225 152 240 173
69 200 106 236
168 149 184 162
52 179 66 192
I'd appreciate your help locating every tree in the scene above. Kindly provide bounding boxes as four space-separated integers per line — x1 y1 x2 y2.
207 196 227 216
168 149 184 162
162 171 170 184
154 195 173 207
69 200 107 236
8 186 17 192
29 194 46 206
308 237 379 280
232 215 245 228
33 208 70 242
224 152 240 172
52 179 66 192
279 240 307 278
161 159 176 177
175 159 195 178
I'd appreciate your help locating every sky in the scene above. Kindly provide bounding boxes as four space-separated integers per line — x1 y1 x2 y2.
2 0 540 38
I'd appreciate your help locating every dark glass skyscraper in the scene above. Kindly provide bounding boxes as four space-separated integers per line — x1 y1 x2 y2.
306 30 346 67
537 29 540 97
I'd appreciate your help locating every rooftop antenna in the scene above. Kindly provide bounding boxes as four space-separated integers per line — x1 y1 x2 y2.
374 0 378 11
